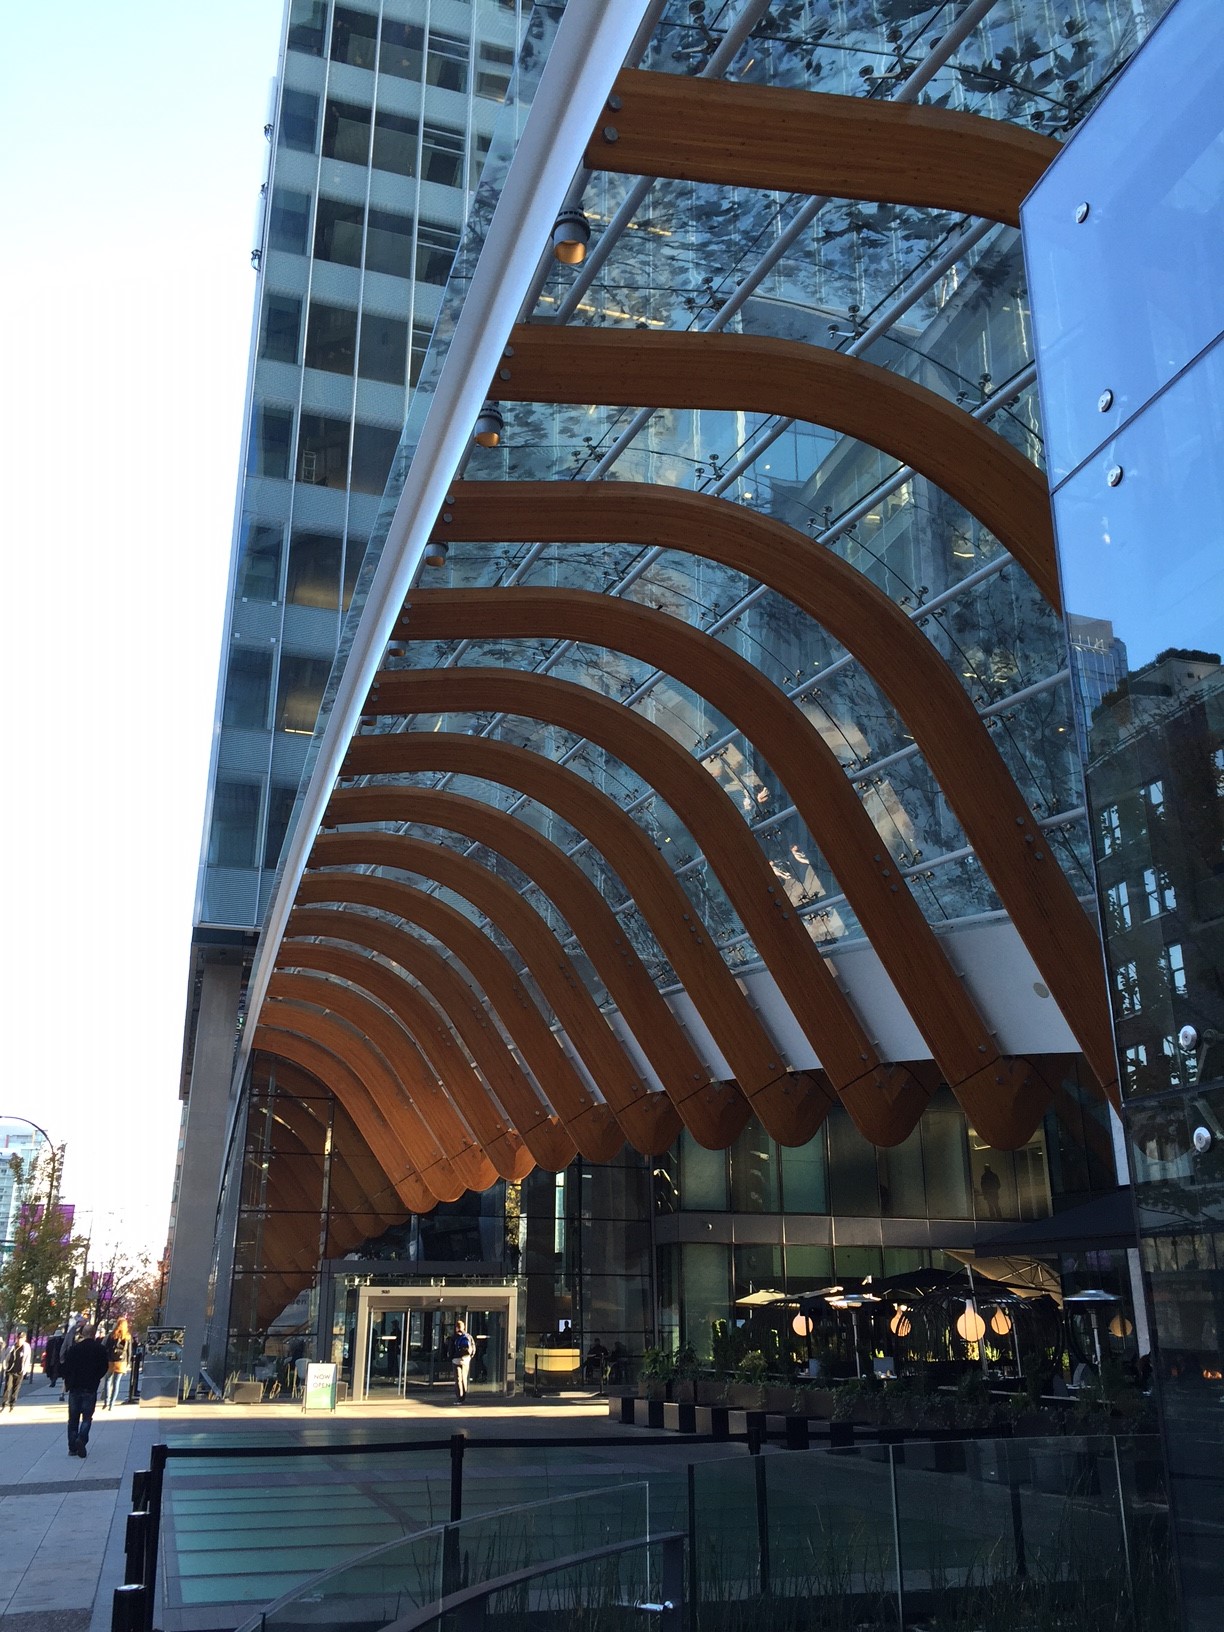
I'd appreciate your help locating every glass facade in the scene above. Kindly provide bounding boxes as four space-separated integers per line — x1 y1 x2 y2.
1024 2 1224 1624
199 0 523 932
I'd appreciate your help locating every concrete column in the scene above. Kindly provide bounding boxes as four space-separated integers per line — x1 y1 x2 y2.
163 956 244 1371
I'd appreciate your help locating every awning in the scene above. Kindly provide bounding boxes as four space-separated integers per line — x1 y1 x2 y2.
972 1189 1139 1255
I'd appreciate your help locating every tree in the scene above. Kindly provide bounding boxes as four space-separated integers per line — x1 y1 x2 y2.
84 1245 161 1332
0 1148 87 1341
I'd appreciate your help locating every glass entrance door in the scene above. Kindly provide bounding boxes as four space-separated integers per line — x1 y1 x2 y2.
365 1309 407 1395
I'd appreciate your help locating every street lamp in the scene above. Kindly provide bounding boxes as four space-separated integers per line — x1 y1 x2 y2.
0 1115 59 1200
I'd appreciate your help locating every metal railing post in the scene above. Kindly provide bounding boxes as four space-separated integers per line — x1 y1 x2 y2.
888 1445 905 1632
661 1533 685 1632
124 1512 149 1586
144 1443 167 1632
686 1463 698 1632
1112 1437 1134 1605
111 1584 145 1632
754 1454 770 1598
1004 1437 1027 1580
450 1431 466 1523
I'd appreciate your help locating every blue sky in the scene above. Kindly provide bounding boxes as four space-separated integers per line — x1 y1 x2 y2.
0 2 284 1257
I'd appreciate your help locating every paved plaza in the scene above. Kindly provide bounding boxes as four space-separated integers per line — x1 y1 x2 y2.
0 1385 619 1632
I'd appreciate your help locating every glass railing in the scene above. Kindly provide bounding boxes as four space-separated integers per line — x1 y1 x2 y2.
235 1482 654 1632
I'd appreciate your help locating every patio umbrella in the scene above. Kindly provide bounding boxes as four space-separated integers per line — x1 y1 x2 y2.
733 1289 788 1307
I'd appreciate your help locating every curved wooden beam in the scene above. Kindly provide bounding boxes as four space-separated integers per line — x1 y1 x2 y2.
334 768 913 1152
314 798 758 1145
399 586 1051 1146
495 326 1059 608
285 909 614 1165
253 1013 442 1211
307 840 735 1148
296 867 683 1154
589 68 1058 228
264 975 498 1197
436 481 1118 1107
261 1079 405 1235
275 942 571 1175
359 673 915 1131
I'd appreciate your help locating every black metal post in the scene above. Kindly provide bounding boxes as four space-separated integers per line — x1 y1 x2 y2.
450 1431 466 1523
144 1443 167 1632
124 1512 149 1586
111 1584 145 1632
754 1453 770 1598
1003 1438 1027 1580
131 1470 149 1511
686 1463 698 1632
660 1533 685 1632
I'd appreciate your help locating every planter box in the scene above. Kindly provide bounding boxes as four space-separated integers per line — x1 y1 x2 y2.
764 1387 802 1415
663 1401 697 1433
641 1380 671 1402
673 1380 697 1404
694 1405 730 1439
724 1383 767 1411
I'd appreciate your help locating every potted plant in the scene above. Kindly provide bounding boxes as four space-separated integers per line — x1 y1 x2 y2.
670 1344 702 1404
638 1346 676 1402
725 1349 768 1410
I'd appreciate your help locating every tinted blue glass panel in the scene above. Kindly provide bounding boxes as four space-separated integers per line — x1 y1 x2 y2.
1024 0 1224 484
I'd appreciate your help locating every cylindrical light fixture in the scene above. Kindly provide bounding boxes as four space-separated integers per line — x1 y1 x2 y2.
423 538 449 568
473 401 504 448
791 1313 814 1338
989 1308 1012 1337
551 207 590 265
888 1309 911 1338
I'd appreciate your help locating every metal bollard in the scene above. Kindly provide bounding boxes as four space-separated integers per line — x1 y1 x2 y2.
112 1584 145 1632
131 1470 150 1511
124 1512 149 1586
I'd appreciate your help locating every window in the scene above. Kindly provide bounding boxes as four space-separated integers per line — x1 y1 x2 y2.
1145 779 1165 818
1164 942 1188 996
264 786 298 870
730 1122 779 1213
1106 879 1131 931
287 0 327 56
297 415 350 487
260 294 301 364
279 89 318 152
268 188 310 254
410 320 433 385
1114 959 1141 1016
416 220 461 285
331 7 378 69
1098 802 1122 856
365 207 413 277
286 531 342 609
1143 866 1176 917
322 99 371 166
468 132 492 193
372 110 419 177
305 302 358 375
477 41 515 101
350 422 400 495
314 197 364 267
235 522 282 601
276 654 331 734
678 1128 727 1210
780 1135 826 1212
208 781 260 867
380 18 424 80
222 647 273 729
247 408 293 480
427 29 469 93
827 1108 880 1216
358 313 408 384
421 123 464 188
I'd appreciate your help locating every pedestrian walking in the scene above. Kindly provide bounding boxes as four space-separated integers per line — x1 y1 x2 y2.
103 1317 133 1409
449 1319 475 1403
43 1327 65 1392
60 1324 109 1458
3 1333 33 1410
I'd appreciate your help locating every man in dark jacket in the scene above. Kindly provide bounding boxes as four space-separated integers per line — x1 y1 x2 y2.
60 1325 110 1458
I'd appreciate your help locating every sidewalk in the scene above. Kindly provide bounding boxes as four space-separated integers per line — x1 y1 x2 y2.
0 1385 617 1632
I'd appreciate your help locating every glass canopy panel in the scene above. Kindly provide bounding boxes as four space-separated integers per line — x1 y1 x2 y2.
286 0 1174 1059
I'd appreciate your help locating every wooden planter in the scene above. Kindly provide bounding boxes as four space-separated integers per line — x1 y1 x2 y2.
724 1382 767 1410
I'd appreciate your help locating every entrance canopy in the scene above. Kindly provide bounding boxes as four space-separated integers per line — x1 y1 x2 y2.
239 0 1140 1207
